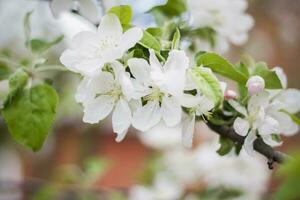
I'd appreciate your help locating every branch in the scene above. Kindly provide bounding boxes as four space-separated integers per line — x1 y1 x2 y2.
207 122 290 169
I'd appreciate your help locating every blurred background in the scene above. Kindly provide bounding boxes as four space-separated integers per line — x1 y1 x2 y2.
0 0 300 199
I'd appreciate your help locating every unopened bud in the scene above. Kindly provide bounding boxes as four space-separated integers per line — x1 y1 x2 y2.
246 76 265 95
225 90 237 100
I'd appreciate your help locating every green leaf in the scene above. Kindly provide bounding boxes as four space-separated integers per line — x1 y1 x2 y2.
4 69 29 106
280 109 300 125
108 5 132 25
0 62 11 80
29 35 64 54
190 67 223 106
24 11 33 46
2 84 58 151
146 27 162 38
252 62 282 89
196 52 248 84
150 0 187 18
171 28 180 49
139 31 161 52
217 136 234 156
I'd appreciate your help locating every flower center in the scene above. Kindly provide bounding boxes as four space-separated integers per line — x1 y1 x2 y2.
144 87 164 102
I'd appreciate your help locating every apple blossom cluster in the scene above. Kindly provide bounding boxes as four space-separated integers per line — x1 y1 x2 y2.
60 13 217 146
60 6 300 156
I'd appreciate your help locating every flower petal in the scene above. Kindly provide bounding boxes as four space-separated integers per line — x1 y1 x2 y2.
244 130 257 156
258 116 279 135
82 95 114 124
97 14 122 39
128 58 151 84
161 96 182 127
248 91 269 112
132 100 162 131
261 135 282 147
228 100 247 116
71 31 99 53
112 98 132 141
60 49 102 76
119 27 143 51
272 111 299 136
182 114 195 148
233 117 250 136
195 96 215 116
276 89 300 113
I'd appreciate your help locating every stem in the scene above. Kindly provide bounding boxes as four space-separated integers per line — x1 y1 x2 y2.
206 122 290 169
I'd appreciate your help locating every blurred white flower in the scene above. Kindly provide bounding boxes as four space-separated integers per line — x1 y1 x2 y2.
187 0 254 53
128 49 189 131
76 61 134 141
230 92 281 155
129 172 183 200
246 75 265 95
60 13 143 76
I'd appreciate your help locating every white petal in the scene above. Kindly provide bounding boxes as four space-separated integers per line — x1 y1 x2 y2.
276 89 300 113
228 100 247 116
261 135 282 147
75 78 90 103
195 96 215 116
119 27 143 51
163 50 189 96
272 111 299 136
164 50 189 71
258 116 279 135
149 49 163 71
161 96 182 127
112 98 132 141
128 58 151 84
76 72 114 104
71 31 99 53
132 100 162 131
243 130 257 156
177 93 202 108
60 49 102 76
273 66 287 88
115 129 128 143
82 95 115 124
248 91 269 112
97 14 122 39
233 117 250 136
182 114 195 148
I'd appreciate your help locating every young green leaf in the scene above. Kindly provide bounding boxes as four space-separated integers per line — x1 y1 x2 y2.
195 52 248 84
171 28 180 49
150 0 187 18
190 67 223 106
2 84 58 151
139 31 161 52
217 136 234 156
252 62 282 89
4 69 29 106
146 27 162 38
108 5 132 25
30 35 64 54
0 62 11 80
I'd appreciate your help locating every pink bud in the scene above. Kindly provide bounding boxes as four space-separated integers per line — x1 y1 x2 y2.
225 90 238 100
246 76 265 95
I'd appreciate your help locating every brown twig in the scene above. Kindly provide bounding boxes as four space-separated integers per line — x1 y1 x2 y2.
207 122 290 169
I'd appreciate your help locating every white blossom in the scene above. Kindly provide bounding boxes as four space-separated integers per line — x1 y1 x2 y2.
76 61 134 142
60 13 143 76
128 49 189 131
187 0 254 53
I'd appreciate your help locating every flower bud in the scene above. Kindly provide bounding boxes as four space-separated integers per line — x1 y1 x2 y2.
246 76 265 95
224 90 238 100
